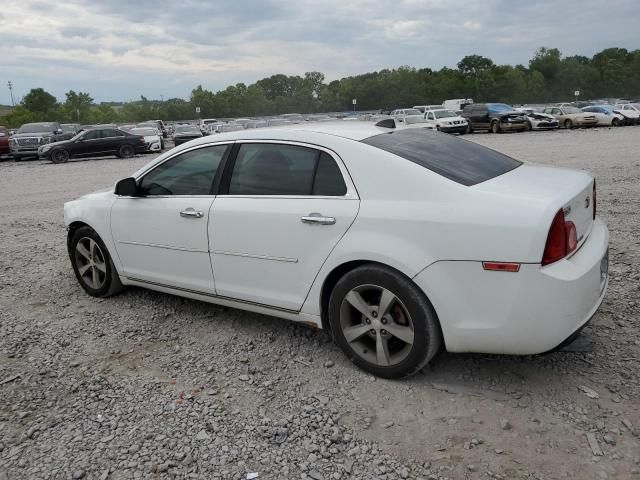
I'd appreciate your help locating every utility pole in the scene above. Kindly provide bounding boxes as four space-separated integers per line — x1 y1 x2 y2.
7 81 15 106
160 94 164 103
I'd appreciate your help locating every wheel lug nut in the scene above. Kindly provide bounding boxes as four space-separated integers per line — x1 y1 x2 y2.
371 311 377 318
370 329 375 335
381 329 387 335
365 318 371 324
381 318 387 324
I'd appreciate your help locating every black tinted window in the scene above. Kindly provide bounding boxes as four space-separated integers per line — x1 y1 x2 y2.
229 144 316 195
103 129 124 138
140 145 227 195
361 130 521 186
82 130 100 140
313 152 347 196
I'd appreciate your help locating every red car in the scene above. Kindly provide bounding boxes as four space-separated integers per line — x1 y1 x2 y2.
0 126 10 158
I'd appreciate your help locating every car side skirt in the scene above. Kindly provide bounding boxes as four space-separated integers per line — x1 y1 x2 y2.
122 276 323 328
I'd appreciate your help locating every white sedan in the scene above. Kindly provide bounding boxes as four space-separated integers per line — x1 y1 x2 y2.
130 127 163 152
64 123 609 378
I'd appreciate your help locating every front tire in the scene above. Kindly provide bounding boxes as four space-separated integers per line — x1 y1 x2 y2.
50 149 70 164
564 119 573 129
69 227 123 297
328 264 442 379
612 118 620 127
491 120 501 134
119 144 135 158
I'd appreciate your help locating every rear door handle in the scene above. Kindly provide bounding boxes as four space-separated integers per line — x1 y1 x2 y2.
180 208 204 219
301 213 336 225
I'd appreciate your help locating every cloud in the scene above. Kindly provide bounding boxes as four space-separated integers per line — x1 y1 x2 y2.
0 0 639 104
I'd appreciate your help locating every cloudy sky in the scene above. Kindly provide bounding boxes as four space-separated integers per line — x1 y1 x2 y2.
1 0 639 104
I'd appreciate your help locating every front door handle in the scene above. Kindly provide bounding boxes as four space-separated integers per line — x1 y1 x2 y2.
301 213 336 225
180 208 204 219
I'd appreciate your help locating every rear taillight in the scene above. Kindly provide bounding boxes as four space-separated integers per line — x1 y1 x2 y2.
542 210 578 266
592 180 596 220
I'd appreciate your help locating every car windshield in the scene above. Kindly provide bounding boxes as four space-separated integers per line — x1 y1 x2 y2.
202 120 217 124
176 126 200 134
434 110 457 119
563 107 581 114
132 128 157 136
61 125 77 133
403 109 421 116
362 129 521 186
487 104 513 113
17 123 55 134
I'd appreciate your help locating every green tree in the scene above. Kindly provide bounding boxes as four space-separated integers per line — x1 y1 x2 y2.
22 88 57 121
63 90 93 123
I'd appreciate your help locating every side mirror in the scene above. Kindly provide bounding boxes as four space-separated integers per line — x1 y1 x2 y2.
56 128 63 134
115 177 139 196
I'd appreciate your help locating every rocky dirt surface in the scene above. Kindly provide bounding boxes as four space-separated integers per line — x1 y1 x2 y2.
0 128 638 480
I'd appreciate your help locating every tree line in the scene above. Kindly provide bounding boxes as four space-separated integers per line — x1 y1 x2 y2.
2 47 639 128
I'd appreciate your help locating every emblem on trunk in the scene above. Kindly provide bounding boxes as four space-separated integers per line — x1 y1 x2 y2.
585 196 590 208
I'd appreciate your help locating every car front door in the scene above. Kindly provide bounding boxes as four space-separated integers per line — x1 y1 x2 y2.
73 129 105 157
210 142 359 311
111 144 230 293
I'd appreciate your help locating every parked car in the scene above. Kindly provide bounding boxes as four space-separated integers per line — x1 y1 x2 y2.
611 104 640 125
542 106 598 129
173 125 203 146
413 105 444 114
131 127 163 152
199 119 219 134
136 123 165 149
0 126 10 159
423 109 467 134
59 123 82 139
391 108 423 124
9 122 65 160
152 119 167 138
461 103 528 133
64 123 608 378
39 127 146 163
443 98 473 113
581 106 624 127
516 108 559 130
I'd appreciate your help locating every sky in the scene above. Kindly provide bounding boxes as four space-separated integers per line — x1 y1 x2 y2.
1 0 639 104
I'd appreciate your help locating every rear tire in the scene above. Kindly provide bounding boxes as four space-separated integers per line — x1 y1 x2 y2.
119 144 135 158
465 124 473 134
328 264 442 379
69 226 123 298
50 149 70 164
564 119 573 129
491 121 501 134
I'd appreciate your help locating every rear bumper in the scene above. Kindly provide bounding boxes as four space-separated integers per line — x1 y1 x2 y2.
414 218 609 355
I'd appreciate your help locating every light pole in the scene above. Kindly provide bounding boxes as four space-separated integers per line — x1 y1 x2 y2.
7 81 15 106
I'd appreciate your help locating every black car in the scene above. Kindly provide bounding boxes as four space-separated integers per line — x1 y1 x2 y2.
461 103 528 134
39 127 146 163
9 122 66 160
172 125 203 146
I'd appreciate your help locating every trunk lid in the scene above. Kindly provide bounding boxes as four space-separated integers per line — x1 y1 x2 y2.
474 164 595 255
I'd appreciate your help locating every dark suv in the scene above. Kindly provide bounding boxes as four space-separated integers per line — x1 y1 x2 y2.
9 122 65 160
462 103 527 133
38 127 146 163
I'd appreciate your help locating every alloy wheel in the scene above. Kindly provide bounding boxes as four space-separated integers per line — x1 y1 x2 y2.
339 284 415 367
74 237 107 289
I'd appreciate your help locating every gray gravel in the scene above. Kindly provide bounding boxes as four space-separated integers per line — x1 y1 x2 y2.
1 128 639 479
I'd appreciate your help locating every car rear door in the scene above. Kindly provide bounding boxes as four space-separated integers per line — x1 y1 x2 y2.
102 129 126 153
111 144 230 293
209 141 359 311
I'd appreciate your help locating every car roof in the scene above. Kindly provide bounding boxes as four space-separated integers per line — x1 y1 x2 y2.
186 121 391 143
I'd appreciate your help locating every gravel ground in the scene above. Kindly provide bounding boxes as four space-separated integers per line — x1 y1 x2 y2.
0 128 638 480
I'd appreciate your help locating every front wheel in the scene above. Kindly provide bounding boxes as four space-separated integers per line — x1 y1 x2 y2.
612 118 621 127
564 119 573 129
328 264 442 378
119 144 135 158
465 123 473 134
69 227 123 297
50 149 70 164
491 121 501 134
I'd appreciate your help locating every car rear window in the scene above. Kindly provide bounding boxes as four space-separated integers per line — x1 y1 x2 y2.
361 129 522 186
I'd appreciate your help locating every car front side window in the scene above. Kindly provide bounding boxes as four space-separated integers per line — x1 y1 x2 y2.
82 130 100 141
139 145 228 196
228 143 347 196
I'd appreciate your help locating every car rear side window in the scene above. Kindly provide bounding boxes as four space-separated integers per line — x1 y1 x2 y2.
228 144 347 196
139 145 228 196
361 129 521 186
